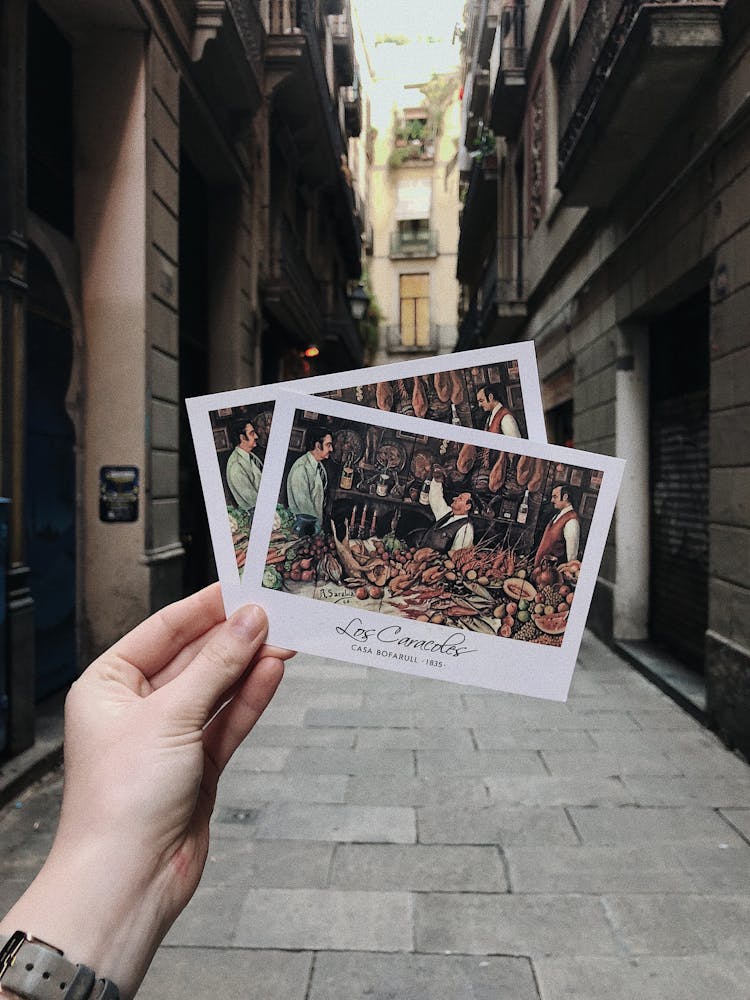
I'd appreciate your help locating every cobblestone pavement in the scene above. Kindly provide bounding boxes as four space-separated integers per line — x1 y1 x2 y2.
2 632 750 999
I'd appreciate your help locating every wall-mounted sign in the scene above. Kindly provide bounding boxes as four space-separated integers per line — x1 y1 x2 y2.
99 466 139 523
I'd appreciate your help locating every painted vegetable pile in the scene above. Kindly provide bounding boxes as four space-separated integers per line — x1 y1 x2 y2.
264 518 578 645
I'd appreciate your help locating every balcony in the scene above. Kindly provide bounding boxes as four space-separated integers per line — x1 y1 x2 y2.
324 289 364 367
389 230 439 259
384 323 439 354
262 214 323 343
557 0 725 206
329 6 355 87
479 0 504 66
490 3 527 137
191 0 266 121
457 154 498 284
265 0 361 274
343 81 362 137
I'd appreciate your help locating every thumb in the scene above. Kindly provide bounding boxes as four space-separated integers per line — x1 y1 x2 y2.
165 605 269 722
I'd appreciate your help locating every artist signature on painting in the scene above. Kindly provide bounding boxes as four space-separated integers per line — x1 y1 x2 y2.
335 617 476 662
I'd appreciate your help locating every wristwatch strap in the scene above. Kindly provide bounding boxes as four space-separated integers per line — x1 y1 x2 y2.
0 932 119 1000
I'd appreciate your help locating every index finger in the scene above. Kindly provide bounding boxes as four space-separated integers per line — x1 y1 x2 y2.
108 583 226 678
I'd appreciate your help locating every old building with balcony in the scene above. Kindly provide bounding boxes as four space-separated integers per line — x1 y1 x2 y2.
0 0 365 757
455 0 750 757
367 69 461 364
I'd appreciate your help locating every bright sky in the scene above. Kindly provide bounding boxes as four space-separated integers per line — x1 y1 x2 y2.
355 0 465 83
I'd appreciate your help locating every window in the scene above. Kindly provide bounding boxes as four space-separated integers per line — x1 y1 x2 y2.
399 274 430 347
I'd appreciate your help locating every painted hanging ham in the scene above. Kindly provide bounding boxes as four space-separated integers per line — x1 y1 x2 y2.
412 376 429 418
376 381 394 411
489 451 508 492
434 371 451 402
456 443 477 474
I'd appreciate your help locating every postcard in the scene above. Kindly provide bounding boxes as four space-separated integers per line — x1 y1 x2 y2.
225 391 625 702
186 344 546 586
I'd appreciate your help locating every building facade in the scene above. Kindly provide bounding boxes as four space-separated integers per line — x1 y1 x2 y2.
457 0 750 756
368 69 461 364
0 0 364 757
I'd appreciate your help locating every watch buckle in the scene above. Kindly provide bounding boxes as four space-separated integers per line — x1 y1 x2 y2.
0 930 27 979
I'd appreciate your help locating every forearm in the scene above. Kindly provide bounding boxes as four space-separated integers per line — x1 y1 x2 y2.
1 836 174 999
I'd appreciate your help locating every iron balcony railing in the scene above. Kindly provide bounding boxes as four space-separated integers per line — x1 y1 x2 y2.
558 0 724 172
384 323 439 353
389 230 439 258
275 213 322 319
226 0 266 81
498 1 526 72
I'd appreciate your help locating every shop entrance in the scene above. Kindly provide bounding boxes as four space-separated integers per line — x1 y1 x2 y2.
25 248 77 699
649 289 710 671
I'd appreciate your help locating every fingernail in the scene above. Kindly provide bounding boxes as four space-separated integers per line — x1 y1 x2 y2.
230 605 266 639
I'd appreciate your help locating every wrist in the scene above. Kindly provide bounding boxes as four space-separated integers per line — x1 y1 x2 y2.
0 838 174 1000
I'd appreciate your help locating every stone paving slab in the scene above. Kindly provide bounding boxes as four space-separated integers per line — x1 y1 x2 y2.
252 802 416 842
232 889 413 951
415 749 548 778
626 708 701 730
330 844 507 892
588 728 731 754
215 771 348 805
471 727 597 751
345 774 489 807
308 952 540 1000
605 893 750 954
285 747 416 776
720 807 750 838
567 805 746 846
539 749 683 777
245 724 356 748
164 884 253 946
534 956 750 1000
200 839 334 890
414 893 619 956
354 726 475 751
416 805 579 846
677 845 750 892
304 708 418 728
484 775 636 807
138 948 312 1000
505 844 704 894
620 775 750 807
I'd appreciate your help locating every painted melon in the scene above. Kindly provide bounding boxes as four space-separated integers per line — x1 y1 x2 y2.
532 609 569 635
503 577 537 601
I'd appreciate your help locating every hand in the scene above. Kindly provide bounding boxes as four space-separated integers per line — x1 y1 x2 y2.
0 584 291 998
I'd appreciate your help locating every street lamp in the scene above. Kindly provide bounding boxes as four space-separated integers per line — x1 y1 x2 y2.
348 282 370 322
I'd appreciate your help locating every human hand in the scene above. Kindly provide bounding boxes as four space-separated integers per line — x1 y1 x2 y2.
0 584 290 998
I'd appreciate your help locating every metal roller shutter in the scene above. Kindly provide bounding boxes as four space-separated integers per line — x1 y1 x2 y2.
650 389 709 670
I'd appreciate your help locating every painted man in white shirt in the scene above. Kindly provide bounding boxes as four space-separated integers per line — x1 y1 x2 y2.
419 469 475 554
476 383 521 437
225 420 264 510
286 427 333 530
534 482 581 568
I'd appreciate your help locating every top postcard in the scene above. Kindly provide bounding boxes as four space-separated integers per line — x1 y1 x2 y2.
187 344 546 586
231 391 624 702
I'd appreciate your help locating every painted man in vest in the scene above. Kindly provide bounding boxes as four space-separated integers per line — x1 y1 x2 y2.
476 383 521 437
286 426 333 530
226 419 264 511
534 482 581 568
419 468 475 554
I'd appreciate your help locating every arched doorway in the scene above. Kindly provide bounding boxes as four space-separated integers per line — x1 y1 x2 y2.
25 247 77 699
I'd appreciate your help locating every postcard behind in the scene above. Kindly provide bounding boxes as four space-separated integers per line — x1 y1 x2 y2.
231 392 625 702
186 344 546 589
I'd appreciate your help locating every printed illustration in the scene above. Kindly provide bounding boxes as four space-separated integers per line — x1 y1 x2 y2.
316 359 527 436
210 403 274 573
209 359 528 574
261 408 602 646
